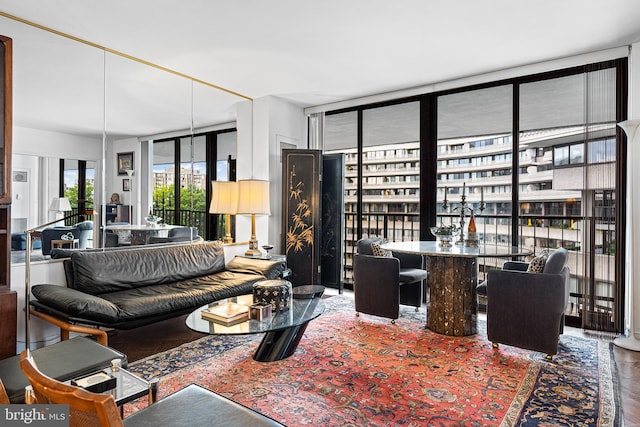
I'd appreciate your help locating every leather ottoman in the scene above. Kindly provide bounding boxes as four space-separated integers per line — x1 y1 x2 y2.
0 336 127 403
253 280 292 313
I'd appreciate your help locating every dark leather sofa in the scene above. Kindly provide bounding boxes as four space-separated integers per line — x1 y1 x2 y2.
30 241 286 337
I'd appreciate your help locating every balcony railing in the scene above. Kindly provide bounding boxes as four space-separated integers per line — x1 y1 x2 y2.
341 211 616 331
152 208 207 238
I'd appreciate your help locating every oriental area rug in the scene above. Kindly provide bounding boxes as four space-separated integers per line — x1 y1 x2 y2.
126 295 620 426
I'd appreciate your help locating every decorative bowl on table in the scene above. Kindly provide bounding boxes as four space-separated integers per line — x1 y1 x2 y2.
145 214 163 227
430 225 459 248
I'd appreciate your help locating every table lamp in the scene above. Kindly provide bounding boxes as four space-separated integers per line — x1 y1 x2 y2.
209 181 238 243
49 196 72 222
237 179 270 256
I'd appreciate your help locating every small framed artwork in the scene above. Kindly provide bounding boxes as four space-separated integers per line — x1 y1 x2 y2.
123 178 130 192
117 152 134 175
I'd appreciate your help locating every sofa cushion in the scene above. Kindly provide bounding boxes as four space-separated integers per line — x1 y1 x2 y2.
101 271 264 321
31 285 121 322
399 267 428 284
225 256 287 279
543 248 568 274
526 250 548 273
371 241 392 257
71 241 225 295
32 270 267 324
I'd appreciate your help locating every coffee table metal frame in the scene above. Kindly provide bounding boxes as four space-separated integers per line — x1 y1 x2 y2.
186 294 325 362
66 366 154 417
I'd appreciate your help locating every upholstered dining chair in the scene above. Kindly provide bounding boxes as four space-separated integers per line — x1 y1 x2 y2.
485 247 570 360
19 350 284 427
353 237 428 323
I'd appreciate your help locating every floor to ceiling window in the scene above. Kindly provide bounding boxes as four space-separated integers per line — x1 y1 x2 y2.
322 58 626 331
518 66 619 331
437 85 513 249
324 101 421 287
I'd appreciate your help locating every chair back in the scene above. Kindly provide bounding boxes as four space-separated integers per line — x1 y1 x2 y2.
356 237 381 255
19 350 123 427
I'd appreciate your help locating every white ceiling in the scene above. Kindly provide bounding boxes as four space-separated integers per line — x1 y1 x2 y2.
2 1 640 139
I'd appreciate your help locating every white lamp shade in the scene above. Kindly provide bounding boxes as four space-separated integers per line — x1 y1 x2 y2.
237 180 271 215
209 181 239 214
49 197 72 212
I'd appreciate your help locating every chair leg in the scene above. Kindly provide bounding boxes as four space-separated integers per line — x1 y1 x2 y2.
391 319 395 324
414 306 419 312
492 342 499 349
545 354 553 361
355 312 360 317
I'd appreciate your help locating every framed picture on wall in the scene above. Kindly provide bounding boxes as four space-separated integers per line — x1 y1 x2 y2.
122 178 130 192
117 151 134 175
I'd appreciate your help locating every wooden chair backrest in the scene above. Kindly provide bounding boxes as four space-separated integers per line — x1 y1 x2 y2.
19 350 123 427
0 377 9 404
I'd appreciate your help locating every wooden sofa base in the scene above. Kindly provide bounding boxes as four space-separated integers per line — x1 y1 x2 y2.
30 308 108 346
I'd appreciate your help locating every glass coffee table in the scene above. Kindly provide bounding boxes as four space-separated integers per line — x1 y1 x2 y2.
186 294 325 362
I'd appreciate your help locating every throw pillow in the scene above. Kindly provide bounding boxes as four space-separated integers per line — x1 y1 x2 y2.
371 241 392 257
526 250 549 273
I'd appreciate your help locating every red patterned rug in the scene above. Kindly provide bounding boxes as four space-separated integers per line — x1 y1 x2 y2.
127 295 619 426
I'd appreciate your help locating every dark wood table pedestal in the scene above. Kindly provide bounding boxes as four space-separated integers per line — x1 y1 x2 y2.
426 255 478 336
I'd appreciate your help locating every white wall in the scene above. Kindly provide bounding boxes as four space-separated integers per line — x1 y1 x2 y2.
627 42 640 335
13 126 102 160
236 96 305 254
107 137 140 224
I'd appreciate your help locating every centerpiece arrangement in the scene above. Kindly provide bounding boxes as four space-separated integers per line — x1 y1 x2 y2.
430 224 459 248
145 212 163 227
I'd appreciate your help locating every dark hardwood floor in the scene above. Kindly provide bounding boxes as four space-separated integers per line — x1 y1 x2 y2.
107 289 640 425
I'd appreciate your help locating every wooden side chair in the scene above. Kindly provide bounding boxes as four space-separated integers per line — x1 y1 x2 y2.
19 349 285 427
0 378 9 404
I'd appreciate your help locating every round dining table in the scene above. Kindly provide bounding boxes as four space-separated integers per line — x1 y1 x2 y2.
381 241 531 337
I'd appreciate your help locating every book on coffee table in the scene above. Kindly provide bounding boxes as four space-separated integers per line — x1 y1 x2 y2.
201 302 250 326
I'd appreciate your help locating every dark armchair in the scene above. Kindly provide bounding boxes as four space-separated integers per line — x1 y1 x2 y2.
353 238 428 322
486 248 570 359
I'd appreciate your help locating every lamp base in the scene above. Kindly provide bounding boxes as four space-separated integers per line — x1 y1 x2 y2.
245 238 261 256
614 333 640 351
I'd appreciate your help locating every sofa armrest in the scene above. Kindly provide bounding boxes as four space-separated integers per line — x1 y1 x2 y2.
225 256 287 280
31 285 120 323
29 310 108 346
